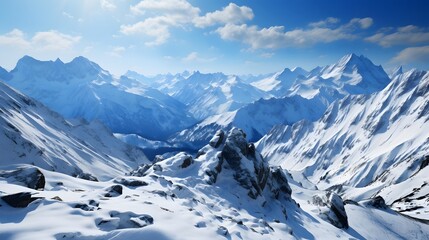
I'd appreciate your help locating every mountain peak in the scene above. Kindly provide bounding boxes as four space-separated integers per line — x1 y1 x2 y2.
337 53 368 67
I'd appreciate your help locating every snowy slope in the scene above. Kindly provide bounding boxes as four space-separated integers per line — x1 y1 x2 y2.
251 67 308 95
257 69 429 220
172 71 269 120
169 95 326 149
0 80 148 180
4 56 195 140
1 128 427 239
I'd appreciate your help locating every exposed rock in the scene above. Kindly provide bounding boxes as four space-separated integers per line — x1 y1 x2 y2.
181 156 194 168
221 128 269 199
0 167 45 190
217 226 229 236
267 166 292 200
97 211 154 231
51 196 63 201
420 156 429 170
76 173 98 182
367 196 388 209
209 130 225 148
1 192 41 208
312 191 348 229
104 185 123 197
114 178 148 187
130 164 152 177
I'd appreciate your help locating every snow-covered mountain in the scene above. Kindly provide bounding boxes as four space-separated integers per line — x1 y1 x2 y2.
4 56 196 140
169 95 326 149
125 70 192 95
171 71 269 120
0 80 148 180
252 54 390 101
257 69 429 220
251 67 309 95
1 128 427 239
166 54 392 150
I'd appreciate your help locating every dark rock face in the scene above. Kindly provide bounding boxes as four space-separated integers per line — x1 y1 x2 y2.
204 127 292 202
104 185 123 197
209 130 225 148
267 167 292 200
74 199 99 211
130 164 152 177
114 178 148 187
220 128 270 199
76 173 98 182
367 196 388 209
0 167 45 190
312 191 348 229
1 192 41 208
181 156 194 168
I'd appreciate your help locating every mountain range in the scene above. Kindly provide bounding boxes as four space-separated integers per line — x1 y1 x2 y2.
1 53 429 239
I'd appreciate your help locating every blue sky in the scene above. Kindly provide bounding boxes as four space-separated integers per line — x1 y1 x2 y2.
1 0 428 75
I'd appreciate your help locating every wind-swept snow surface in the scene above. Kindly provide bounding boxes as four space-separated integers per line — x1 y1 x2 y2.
1 129 427 239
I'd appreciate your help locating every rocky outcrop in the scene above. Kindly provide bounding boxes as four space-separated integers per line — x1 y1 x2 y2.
0 167 45 190
209 130 225 148
365 196 388 209
312 191 348 229
203 128 292 201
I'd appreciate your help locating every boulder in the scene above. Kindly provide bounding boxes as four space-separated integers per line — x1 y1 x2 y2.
1 192 41 208
0 167 45 190
367 196 388 209
312 191 348 229
180 156 194 168
104 185 123 197
114 178 148 187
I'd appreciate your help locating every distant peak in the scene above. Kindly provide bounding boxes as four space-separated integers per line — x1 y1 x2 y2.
17 55 38 64
54 58 64 64
71 56 91 64
69 56 102 71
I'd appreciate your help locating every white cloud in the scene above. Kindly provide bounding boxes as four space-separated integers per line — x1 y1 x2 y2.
0 29 30 48
62 11 74 19
216 17 371 49
260 52 274 58
183 51 198 61
100 0 116 10
32 31 81 51
120 17 171 46
0 29 80 51
182 52 216 62
392 45 429 64
122 0 201 46
0 29 82 70
308 17 339 28
109 46 126 57
194 3 253 28
348 17 373 29
122 0 256 46
366 25 429 47
130 0 199 16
